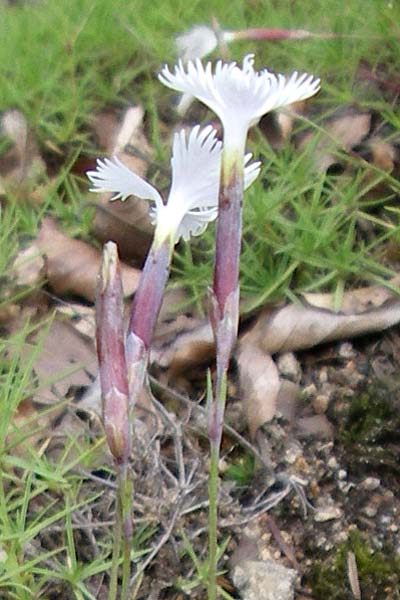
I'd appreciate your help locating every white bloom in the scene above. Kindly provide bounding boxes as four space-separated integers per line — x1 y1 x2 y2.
87 125 260 244
159 54 320 151
176 25 218 62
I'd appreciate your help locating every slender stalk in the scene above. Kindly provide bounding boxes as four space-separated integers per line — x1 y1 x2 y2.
108 491 123 600
207 441 220 600
119 464 133 599
126 240 172 407
107 465 133 600
207 154 244 598
97 243 133 599
207 371 227 600
128 241 171 351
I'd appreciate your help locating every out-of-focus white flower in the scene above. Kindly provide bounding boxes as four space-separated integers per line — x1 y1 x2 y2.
176 25 222 62
159 54 320 162
87 125 260 246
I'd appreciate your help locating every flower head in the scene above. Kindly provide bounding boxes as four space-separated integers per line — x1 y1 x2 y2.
176 25 219 62
87 125 260 246
159 54 320 151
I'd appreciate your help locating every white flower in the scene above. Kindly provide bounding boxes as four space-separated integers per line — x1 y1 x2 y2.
159 54 320 152
87 125 260 245
176 25 218 62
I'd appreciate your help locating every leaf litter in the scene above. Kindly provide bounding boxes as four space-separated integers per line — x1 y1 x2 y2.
1 19 400 599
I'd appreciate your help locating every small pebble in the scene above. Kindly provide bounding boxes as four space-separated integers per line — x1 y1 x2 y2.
361 477 380 491
338 342 355 358
277 352 301 381
319 367 328 384
312 394 329 414
357 361 369 376
314 506 342 522
337 469 347 480
285 441 303 465
327 456 338 470
303 383 317 398
363 504 378 518
338 481 354 494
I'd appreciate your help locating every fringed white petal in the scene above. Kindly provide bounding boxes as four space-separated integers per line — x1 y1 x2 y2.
168 125 222 213
155 125 261 243
159 54 320 131
177 207 219 242
244 152 262 189
87 157 163 207
89 126 261 246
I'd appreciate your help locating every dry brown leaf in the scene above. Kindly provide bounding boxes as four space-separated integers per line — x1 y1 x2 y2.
298 107 371 172
0 303 20 325
241 279 400 355
0 109 46 198
237 343 280 438
91 106 154 263
32 317 97 404
91 110 121 151
151 278 400 380
303 275 400 313
56 302 96 339
152 319 214 375
259 100 310 150
356 60 400 100
5 398 53 462
12 244 45 287
37 217 140 302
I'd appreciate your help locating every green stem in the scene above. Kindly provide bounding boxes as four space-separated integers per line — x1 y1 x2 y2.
120 464 133 599
208 370 227 600
208 441 219 600
108 464 133 600
108 488 122 600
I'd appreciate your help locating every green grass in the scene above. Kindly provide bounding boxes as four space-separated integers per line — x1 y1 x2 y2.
0 0 400 596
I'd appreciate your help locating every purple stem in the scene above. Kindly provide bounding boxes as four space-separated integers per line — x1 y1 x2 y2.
96 242 131 465
232 27 338 41
209 164 244 446
213 169 243 319
128 241 171 350
213 164 244 359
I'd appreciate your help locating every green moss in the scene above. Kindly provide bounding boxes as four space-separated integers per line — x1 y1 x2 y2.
338 386 400 475
224 453 255 487
310 531 400 598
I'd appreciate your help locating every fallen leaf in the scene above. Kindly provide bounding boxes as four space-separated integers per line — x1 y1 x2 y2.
31 316 97 404
151 318 214 375
91 110 121 151
91 106 154 263
241 277 400 355
298 107 371 172
302 275 400 313
0 303 20 325
237 343 280 438
37 217 140 302
0 109 46 199
259 100 310 150
12 244 45 287
56 302 96 339
356 60 400 99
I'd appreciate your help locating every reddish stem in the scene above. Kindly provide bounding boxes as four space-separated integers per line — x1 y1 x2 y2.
96 242 131 465
128 241 171 350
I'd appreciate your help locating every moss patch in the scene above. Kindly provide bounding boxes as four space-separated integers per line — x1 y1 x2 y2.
337 385 400 478
310 531 400 599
